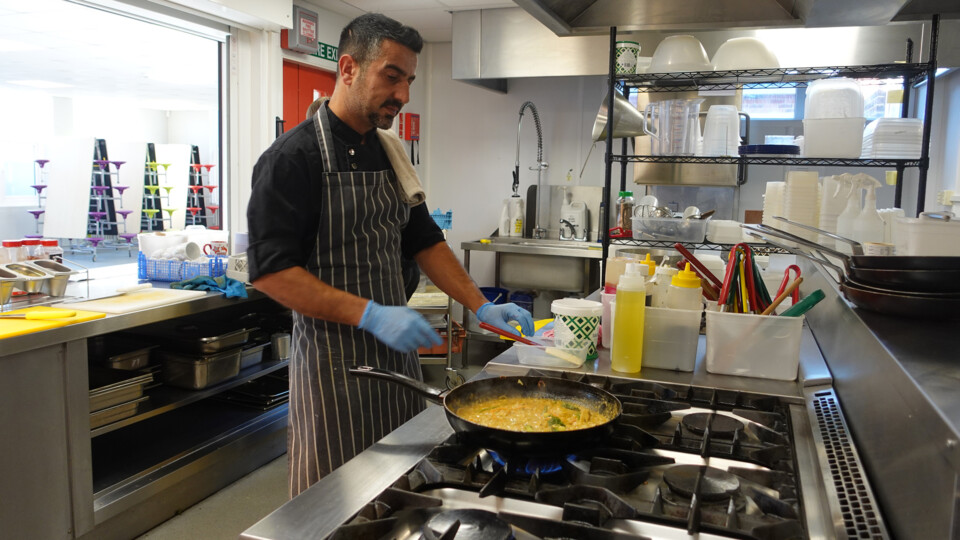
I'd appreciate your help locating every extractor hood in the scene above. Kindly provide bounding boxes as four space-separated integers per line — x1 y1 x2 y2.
513 0 953 35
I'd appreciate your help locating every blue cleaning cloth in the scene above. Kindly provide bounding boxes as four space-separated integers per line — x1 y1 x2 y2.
171 275 248 298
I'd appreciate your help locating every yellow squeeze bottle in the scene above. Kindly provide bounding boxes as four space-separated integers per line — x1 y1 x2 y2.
611 262 646 373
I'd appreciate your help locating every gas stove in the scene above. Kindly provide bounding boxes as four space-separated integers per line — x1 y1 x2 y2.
321 370 884 540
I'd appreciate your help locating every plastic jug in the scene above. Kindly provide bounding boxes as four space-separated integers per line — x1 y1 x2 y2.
643 99 704 155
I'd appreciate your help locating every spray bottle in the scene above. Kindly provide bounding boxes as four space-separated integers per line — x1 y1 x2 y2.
835 175 862 255
853 174 885 245
611 262 646 374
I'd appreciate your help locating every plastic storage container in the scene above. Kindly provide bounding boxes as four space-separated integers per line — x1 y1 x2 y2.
802 117 866 158
892 216 960 256
631 217 707 242
642 307 702 372
514 341 590 368
704 311 803 381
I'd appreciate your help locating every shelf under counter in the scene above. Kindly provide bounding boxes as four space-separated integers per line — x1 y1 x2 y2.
91 359 289 437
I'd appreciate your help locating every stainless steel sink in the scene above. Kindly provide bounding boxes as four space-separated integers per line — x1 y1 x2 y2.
462 238 601 293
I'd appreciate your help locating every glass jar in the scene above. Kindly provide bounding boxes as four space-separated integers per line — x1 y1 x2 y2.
22 238 43 260
616 191 634 231
41 239 63 263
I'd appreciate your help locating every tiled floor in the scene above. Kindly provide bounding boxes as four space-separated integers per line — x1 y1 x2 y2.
136 455 289 540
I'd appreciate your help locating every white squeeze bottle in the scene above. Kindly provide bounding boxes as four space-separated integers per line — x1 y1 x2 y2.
664 263 703 310
835 175 862 255
649 264 678 307
611 263 646 373
853 176 885 244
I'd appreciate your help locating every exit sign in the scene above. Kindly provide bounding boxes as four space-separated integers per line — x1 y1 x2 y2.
313 42 338 62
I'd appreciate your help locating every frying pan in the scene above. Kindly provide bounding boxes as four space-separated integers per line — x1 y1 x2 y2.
770 217 960 271
744 224 960 293
349 366 622 456
745 228 960 318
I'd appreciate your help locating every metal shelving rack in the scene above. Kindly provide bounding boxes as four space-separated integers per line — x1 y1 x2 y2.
600 16 941 261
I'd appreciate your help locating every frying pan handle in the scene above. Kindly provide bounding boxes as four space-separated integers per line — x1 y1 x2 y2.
744 223 851 262
770 216 863 255
743 229 843 286
348 365 445 403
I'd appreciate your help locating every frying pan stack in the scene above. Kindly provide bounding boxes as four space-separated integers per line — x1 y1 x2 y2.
743 222 960 319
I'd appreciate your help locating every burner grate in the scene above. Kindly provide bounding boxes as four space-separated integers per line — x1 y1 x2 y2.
812 390 890 539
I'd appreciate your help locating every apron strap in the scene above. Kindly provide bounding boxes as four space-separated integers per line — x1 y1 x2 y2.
313 101 336 172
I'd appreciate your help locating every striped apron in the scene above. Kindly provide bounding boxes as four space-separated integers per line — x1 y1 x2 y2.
287 107 425 497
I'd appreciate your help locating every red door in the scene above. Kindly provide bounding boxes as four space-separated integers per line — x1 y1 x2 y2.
282 60 336 133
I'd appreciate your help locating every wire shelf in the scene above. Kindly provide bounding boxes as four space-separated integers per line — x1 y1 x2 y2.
611 155 924 168
619 63 932 93
609 238 789 256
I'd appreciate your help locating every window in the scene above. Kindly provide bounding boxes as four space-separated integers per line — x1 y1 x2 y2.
741 79 909 121
0 0 222 241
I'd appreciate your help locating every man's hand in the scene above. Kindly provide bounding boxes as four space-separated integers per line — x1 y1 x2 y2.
476 302 535 337
358 301 443 353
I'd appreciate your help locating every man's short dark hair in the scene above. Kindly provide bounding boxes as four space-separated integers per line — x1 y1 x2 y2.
338 13 423 68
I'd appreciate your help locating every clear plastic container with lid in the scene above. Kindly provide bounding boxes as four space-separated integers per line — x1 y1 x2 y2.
41 239 64 262
616 191 634 230
22 238 44 260
2 240 24 263
664 263 703 310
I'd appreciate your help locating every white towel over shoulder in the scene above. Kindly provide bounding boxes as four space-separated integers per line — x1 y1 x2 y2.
377 127 425 206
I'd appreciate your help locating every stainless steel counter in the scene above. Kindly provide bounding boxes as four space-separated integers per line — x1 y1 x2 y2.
460 237 604 258
799 259 960 540
242 320 832 539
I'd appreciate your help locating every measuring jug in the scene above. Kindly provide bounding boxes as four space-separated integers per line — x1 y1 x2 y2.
643 98 704 155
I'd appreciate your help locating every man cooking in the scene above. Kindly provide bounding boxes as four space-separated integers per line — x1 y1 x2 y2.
247 13 534 497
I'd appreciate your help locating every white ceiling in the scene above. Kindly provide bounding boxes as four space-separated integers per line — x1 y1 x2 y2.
0 0 219 110
0 0 514 110
307 0 517 42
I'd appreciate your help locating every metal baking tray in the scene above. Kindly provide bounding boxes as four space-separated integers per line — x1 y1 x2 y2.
89 336 157 371
158 347 241 390
88 366 154 412
239 342 270 369
163 324 254 355
90 396 149 429
216 375 289 410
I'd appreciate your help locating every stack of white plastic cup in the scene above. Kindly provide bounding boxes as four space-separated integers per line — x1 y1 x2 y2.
783 171 821 242
701 105 741 156
762 182 785 228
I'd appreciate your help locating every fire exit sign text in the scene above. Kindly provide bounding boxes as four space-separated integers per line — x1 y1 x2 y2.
313 42 338 62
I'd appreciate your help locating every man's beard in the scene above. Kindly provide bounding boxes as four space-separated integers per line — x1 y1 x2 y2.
367 100 403 130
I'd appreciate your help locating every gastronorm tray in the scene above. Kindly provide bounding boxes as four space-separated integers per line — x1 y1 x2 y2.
239 342 270 369
216 375 289 410
89 335 158 370
158 347 242 390
88 366 154 412
90 396 149 429
162 324 253 355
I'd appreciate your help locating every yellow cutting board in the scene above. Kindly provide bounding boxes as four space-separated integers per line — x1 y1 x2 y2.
0 306 107 340
60 288 208 314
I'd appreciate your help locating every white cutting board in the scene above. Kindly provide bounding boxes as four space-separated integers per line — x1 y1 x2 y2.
60 288 208 314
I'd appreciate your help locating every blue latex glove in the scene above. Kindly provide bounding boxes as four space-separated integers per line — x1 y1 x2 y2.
358 301 443 353
476 302 535 337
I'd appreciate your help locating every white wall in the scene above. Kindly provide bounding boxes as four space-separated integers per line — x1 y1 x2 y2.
421 42 610 288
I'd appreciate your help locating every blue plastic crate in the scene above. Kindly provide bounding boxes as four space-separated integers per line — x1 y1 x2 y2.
430 208 453 230
137 251 226 282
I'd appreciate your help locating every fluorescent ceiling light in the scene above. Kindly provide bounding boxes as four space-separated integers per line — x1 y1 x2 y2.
7 80 74 89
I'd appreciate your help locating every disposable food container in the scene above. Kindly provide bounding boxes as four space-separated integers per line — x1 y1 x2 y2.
642 307 702 372
705 311 803 381
514 341 590 368
158 347 241 390
632 217 707 242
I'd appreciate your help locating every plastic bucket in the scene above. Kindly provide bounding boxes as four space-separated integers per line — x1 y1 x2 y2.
509 291 534 315
480 286 508 305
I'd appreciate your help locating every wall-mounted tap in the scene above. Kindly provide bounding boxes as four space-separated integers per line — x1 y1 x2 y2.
515 101 547 239
559 219 576 241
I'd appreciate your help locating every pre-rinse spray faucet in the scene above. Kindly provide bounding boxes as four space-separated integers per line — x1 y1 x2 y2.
515 101 548 239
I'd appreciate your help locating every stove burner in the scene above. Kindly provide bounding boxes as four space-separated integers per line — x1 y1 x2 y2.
424 509 514 540
487 450 565 475
681 413 745 439
663 465 741 502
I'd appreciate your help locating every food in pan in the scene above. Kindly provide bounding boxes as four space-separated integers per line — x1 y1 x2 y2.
457 397 611 432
